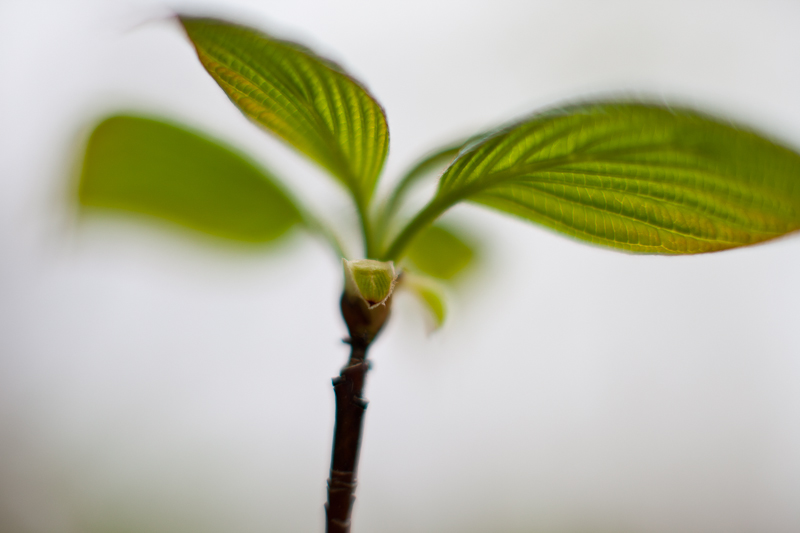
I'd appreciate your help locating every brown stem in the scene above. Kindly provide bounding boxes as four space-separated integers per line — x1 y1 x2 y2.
325 292 391 533
326 338 369 533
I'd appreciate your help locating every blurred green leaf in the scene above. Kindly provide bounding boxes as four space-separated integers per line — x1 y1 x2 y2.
403 275 446 329
384 102 800 259
79 114 301 242
180 16 389 210
405 224 475 279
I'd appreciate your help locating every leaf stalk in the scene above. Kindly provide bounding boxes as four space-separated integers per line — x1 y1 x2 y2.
380 194 459 261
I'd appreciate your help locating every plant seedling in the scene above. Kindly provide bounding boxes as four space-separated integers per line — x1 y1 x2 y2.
77 15 800 533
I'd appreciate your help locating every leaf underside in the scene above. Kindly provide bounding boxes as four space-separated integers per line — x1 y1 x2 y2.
437 102 800 253
180 16 389 209
79 115 301 242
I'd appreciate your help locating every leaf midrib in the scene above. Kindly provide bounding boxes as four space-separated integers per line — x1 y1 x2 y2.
476 189 777 246
522 168 795 222
497 180 787 235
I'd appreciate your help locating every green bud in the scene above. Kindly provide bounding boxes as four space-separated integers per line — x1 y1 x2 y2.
343 259 397 308
340 259 397 346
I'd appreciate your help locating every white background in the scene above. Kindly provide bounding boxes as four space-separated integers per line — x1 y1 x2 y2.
2 1 800 532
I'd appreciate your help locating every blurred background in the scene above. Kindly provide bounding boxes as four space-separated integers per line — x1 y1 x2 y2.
2 1 800 532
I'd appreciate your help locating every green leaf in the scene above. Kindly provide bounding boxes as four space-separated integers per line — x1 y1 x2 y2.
179 16 389 210
405 224 475 279
79 114 301 242
384 102 800 258
403 275 447 329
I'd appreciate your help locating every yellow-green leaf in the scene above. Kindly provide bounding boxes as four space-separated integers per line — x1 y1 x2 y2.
405 224 475 280
79 114 301 242
180 16 389 209
384 102 800 259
